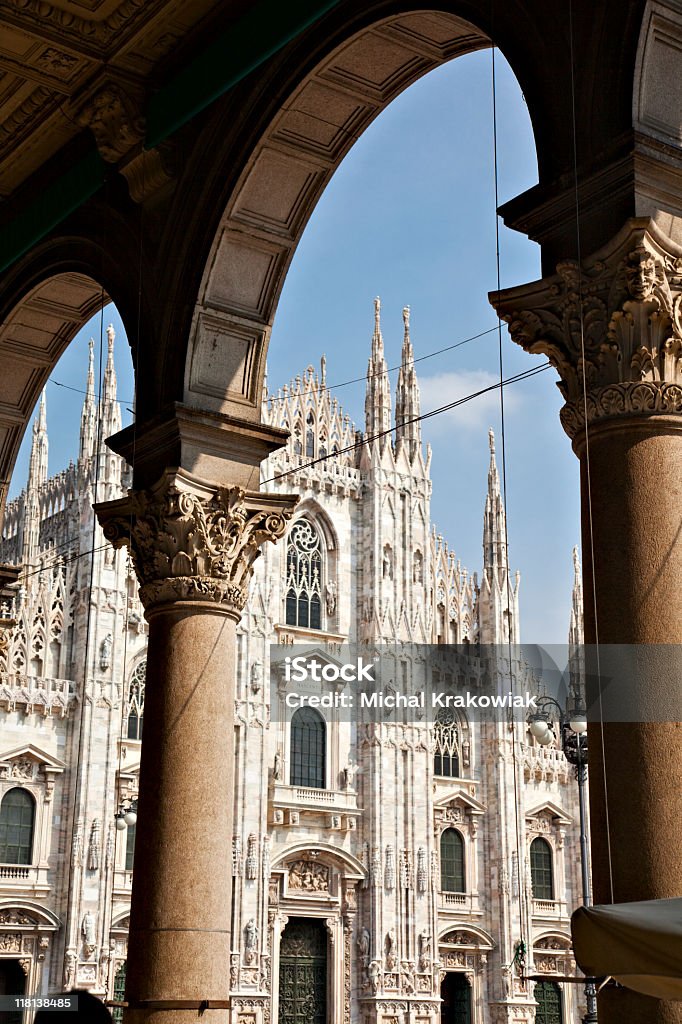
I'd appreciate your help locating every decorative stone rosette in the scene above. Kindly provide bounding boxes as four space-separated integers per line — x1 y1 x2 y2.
491 218 682 444
95 470 296 613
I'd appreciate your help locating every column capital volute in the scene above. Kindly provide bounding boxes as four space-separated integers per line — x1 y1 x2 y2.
490 217 682 447
95 468 297 616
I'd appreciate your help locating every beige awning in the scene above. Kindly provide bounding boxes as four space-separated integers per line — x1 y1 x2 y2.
572 899 682 999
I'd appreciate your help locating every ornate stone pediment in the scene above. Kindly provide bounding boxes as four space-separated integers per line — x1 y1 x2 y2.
525 801 571 829
0 744 65 799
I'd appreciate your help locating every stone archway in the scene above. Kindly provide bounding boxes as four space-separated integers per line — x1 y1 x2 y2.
183 11 497 428
0 272 108 532
0 903 59 1005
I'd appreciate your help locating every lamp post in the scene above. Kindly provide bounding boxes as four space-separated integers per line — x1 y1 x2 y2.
529 698 598 1024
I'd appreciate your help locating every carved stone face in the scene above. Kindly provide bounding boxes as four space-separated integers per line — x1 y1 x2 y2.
625 246 658 301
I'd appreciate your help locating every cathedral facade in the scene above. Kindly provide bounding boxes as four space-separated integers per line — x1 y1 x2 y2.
0 304 586 1024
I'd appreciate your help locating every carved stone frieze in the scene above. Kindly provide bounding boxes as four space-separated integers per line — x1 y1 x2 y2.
288 859 329 892
492 219 682 444
95 471 295 614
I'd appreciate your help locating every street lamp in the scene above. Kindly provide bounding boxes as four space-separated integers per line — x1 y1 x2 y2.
115 802 137 829
529 696 597 1024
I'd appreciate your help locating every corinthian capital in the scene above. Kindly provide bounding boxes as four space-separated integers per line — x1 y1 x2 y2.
491 218 682 444
95 470 297 614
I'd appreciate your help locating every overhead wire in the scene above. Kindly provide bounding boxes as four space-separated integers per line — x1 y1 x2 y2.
490 39 529 979
7 359 552 586
46 322 501 408
567 0 613 906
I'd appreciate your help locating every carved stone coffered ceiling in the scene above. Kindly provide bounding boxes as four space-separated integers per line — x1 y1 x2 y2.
0 0 222 196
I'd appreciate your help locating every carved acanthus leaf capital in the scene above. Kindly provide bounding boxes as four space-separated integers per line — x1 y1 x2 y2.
491 219 682 442
95 470 297 614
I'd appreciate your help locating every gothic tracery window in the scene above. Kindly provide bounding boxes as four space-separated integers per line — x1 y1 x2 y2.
126 661 146 740
0 787 35 865
530 837 554 900
290 707 326 789
440 827 465 892
434 708 460 778
285 519 323 630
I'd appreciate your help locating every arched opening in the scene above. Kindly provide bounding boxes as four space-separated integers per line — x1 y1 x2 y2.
440 971 471 1024
530 836 554 900
285 518 323 630
278 918 327 1024
290 707 326 789
0 788 35 866
126 662 146 741
440 827 465 893
186 12 534 432
434 708 461 778
0 270 136 529
0 958 26 1024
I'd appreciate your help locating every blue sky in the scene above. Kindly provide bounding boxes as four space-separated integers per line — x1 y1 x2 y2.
8 50 580 643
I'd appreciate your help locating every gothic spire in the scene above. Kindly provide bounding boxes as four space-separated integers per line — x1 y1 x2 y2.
569 545 584 648
483 428 508 578
568 545 585 698
79 338 97 463
23 389 48 568
100 324 121 440
364 297 392 444
395 305 421 460
28 389 48 490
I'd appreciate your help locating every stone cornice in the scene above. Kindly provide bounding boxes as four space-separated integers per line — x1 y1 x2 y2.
95 468 297 615
491 218 682 445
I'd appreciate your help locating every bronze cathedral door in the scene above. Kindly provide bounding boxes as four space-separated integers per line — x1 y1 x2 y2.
278 918 327 1024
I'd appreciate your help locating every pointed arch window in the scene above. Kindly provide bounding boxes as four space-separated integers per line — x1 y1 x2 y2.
440 828 464 892
0 787 35 864
434 708 460 778
530 837 554 899
126 661 146 740
285 519 323 630
290 707 326 789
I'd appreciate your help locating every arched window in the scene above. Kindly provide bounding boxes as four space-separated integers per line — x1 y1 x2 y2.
285 519 323 630
290 707 326 789
434 708 460 777
440 828 465 892
534 981 562 1024
530 837 554 900
127 661 146 740
0 787 35 864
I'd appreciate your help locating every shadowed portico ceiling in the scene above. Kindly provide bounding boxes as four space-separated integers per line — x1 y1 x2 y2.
0 0 223 196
